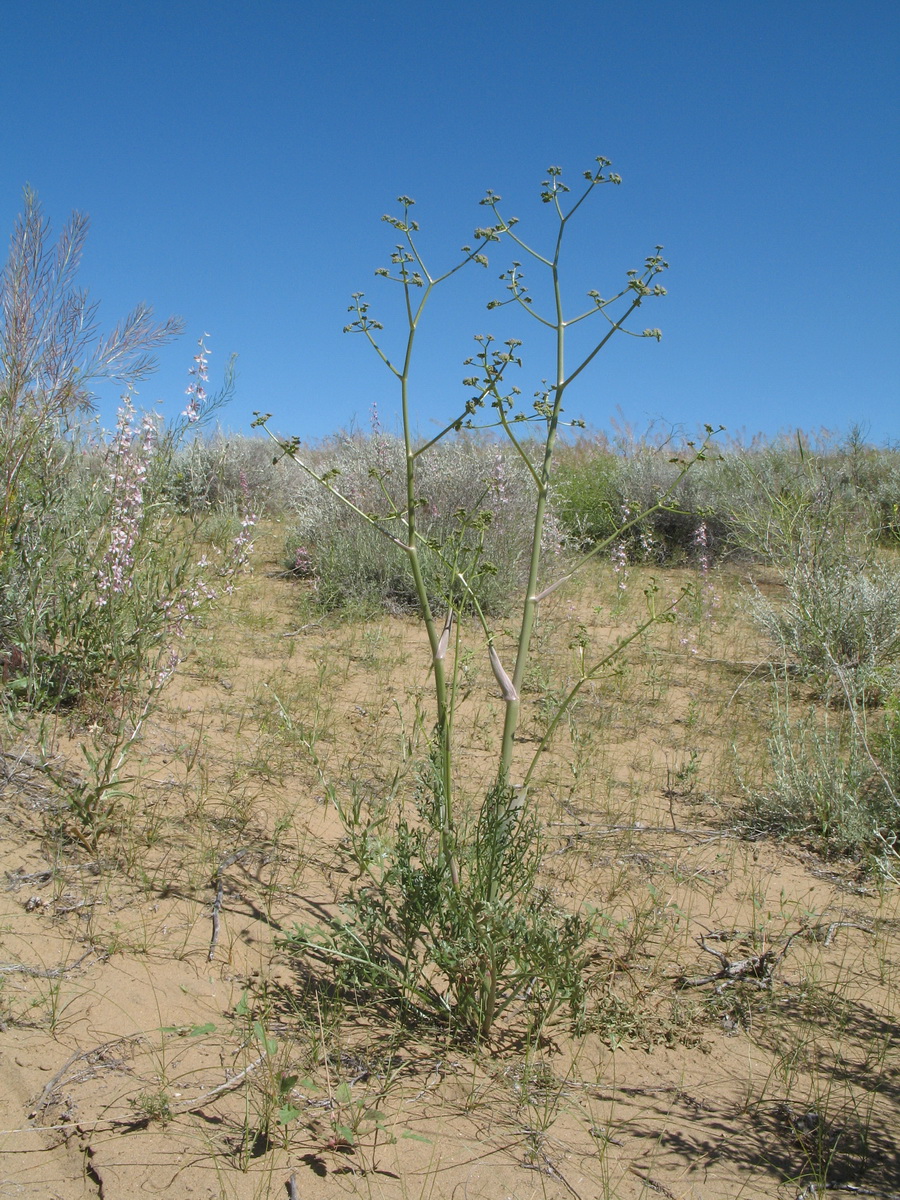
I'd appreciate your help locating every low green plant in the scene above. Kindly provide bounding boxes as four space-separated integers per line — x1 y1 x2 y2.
297 783 594 1035
130 1087 175 1125
260 157 713 1038
741 704 900 860
749 561 900 700
554 447 622 546
228 992 292 1167
555 440 721 562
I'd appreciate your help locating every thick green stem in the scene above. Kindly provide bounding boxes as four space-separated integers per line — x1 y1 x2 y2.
484 257 568 904
397 312 460 892
496 256 567 797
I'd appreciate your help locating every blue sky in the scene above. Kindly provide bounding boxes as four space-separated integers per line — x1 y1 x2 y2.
2 1 898 444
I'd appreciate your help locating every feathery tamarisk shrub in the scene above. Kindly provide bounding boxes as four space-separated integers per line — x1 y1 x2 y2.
258 159 714 1038
0 188 182 564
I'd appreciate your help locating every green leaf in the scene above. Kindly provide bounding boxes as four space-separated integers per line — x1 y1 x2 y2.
251 1020 278 1054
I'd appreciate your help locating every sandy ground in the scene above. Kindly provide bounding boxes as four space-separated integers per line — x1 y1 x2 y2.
1 559 898 1199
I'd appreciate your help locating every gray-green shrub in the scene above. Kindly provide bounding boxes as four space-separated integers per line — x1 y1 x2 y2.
283 432 564 614
167 431 302 514
742 707 900 861
554 430 898 568
748 561 900 700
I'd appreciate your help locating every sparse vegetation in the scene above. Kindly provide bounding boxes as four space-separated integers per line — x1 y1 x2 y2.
1 176 899 1199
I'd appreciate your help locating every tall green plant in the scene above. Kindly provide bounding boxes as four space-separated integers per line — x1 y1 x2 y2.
260 159 712 1037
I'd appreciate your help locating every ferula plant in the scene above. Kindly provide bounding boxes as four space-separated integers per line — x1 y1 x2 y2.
258 158 712 1038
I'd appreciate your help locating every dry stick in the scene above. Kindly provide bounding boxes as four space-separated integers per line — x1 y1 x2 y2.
0 748 82 789
31 1035 146 1114
547 822 739 840
4 869 53 885
801 1190 900 1199
167 1050 269 1116
287 1174 300 1200
627 1169 677 1200
31 1051 89 1114
0 950 93 979
208 849 249 962
674 919 874 991
1 749 58 771
30 1050 271 1136
208 876 225 963
521 1158 584 1200
821 919 874 946
650 650 771 669
677 926 808 991
674 920 875 993
837 1191 900 1199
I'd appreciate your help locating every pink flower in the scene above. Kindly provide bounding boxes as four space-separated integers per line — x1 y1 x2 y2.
96 399 157 604
612 541 629 592
182 334 210 423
